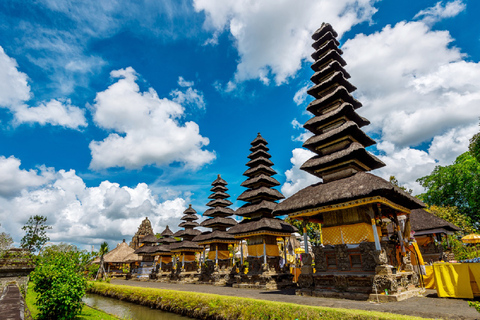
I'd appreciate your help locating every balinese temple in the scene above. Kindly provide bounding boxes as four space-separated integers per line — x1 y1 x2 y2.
193 175 237 285
228 133 296 289
410 209 460 262
171 205 203 281
155 226 177 281
133 234 160 278
274 23 426 301
129 217 155 250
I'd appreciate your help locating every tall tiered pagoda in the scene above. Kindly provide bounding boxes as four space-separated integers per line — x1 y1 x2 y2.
193 175 237 284
154 225 177 281
274 23 425 301
171 205 202 280
228 133 296 289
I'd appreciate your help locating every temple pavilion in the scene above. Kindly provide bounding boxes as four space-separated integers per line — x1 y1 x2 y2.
133 234 160 278
171 205 203 280
154 226 177 280
193 175 237 284
228 133 296 289
274 23 426 301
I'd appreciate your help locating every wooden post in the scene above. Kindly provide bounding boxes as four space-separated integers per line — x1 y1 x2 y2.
263 238 267 266
160 256 162 270
215 244 218 266
369 206 381 251
203 245 206 265
283 237 287 266
240 240 244 265
302 219 309 254
182 253 185 269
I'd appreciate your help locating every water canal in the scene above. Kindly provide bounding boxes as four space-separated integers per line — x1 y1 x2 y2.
83 293 192 320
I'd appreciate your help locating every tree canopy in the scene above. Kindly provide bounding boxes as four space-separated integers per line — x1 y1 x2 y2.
417 152 480 225
21 215 52 253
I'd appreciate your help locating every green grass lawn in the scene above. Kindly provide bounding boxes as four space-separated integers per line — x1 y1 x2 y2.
89 282 432 320
25 283 120 320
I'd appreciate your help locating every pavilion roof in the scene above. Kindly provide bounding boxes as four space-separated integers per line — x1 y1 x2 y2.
410 209 461 233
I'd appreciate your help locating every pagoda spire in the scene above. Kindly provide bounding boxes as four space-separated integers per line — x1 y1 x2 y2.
300 23 385 183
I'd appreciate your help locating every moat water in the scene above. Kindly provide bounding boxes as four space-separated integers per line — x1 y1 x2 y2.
83 293 192 319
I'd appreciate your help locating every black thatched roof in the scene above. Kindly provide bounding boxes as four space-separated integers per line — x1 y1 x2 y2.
173 228 201 238
236 200 278 217
274 172 425 216
140 234 160 243
311 60 350 83
311 39 342 61
410 209 461 233
227 217 297 236
237 186 284 202
158 237 177 245
170 240 202 252
200 216 237 228
240 174 280 189
243 164 276 177
179 221 200 228
212 174 227 185
248 149 271 160
312 30 337 50
307 73 355 98
251 133 267 146
303 103 369 134
193 230 236 243
134 244 160 255
206 199 233 207
307 86 361 115
204 206 235 217
183 204 197 214
246 157 274 168
312 23 338 40
311 50 346 72
208 191 230 199
210 185 228 192
160 225 174 237
181 214 199 221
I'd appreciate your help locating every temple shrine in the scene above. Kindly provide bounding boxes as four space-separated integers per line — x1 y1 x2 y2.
193 175 237 285
228 133 296 289
129 217 155 250
274 23 426 301
154 226 177 281
171 205 202 282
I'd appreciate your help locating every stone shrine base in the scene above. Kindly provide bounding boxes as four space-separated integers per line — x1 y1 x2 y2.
369 287 425 302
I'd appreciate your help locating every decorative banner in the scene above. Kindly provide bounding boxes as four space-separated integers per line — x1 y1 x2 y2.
322 223 382 245
247 243 279 257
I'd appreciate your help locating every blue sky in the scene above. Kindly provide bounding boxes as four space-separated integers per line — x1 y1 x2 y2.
1 0 479 250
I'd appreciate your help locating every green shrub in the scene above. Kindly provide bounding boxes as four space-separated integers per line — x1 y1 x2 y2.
443 235 480 260
469 301 480 314
87 263 100 279
30 249 87 320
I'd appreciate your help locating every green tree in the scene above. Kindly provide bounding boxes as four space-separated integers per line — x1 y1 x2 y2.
31 247 87 319
20 215 52 253
470 131 480 163
95 241 109 280
427 205 475 234
389 176 413 195
285 217 322 247
417 152 480 224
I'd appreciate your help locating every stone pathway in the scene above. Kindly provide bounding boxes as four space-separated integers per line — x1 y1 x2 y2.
0 284 24 320
112 279 480 319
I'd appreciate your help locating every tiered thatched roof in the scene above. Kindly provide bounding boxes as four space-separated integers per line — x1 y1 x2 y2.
93 240 139 263
228 134 296 238
171 205 202 253
193 175 237 245
274 23 424 218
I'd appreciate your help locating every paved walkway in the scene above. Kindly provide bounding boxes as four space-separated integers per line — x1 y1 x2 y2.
0 284 24 320
112 279 480 319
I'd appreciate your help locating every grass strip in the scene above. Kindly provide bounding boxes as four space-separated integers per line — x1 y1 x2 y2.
88 282 431 320
25 283 120 320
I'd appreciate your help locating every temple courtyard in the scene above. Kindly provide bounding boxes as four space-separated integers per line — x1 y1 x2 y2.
111 279 479 319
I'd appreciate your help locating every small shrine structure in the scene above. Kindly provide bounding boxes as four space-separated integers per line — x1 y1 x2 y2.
133 234 160 278
129 217 155 250
193 175 237 285
274 23 426 301
154 226 177 281
171 205 203 282
93 239 138 275
228 133 296 289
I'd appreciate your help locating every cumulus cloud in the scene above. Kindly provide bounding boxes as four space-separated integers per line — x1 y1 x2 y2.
89 67 215 170
281 148 321 197
293 84 309 106
194 0 378 85
170 77 206 109
414 0 466 25
0 157 188 248
0 46 87 129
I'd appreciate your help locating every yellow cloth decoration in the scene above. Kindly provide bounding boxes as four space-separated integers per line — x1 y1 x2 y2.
322 223 380 245
433 263 473 299
247 243 279 257
183 253 196 262
468 263 480 296
422 265 435 289
416 236 433 247
207 250 230 260
160 256 172 264
409 242 425 266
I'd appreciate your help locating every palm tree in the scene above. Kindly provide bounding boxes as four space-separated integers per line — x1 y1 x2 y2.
95 242 109 280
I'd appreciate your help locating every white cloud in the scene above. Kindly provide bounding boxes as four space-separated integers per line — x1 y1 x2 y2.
89 67 215 170
170 77 206 109
343 21 480 148
194 0 378 85
293 84 309 106
14 99 87 129
414 0 466 25
281 148 321 197
0 158 188 248
0 45 87 129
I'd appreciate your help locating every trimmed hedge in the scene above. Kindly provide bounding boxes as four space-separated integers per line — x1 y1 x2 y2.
88 282 429 320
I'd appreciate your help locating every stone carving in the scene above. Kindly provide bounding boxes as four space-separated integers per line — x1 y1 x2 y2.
334 275 348 291
372 275 398 293
359 242 377 271
297 274 314 288
335 244 350 271
129 217 154 250
313 246 327 272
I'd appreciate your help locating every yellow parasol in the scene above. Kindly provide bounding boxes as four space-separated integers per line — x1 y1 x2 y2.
461 234 480 244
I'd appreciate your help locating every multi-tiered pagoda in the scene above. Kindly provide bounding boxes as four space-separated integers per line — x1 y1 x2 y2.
154 226 177 281
274 23 425 301
171 205 202 281
228 133 296 289
193 175 237 284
